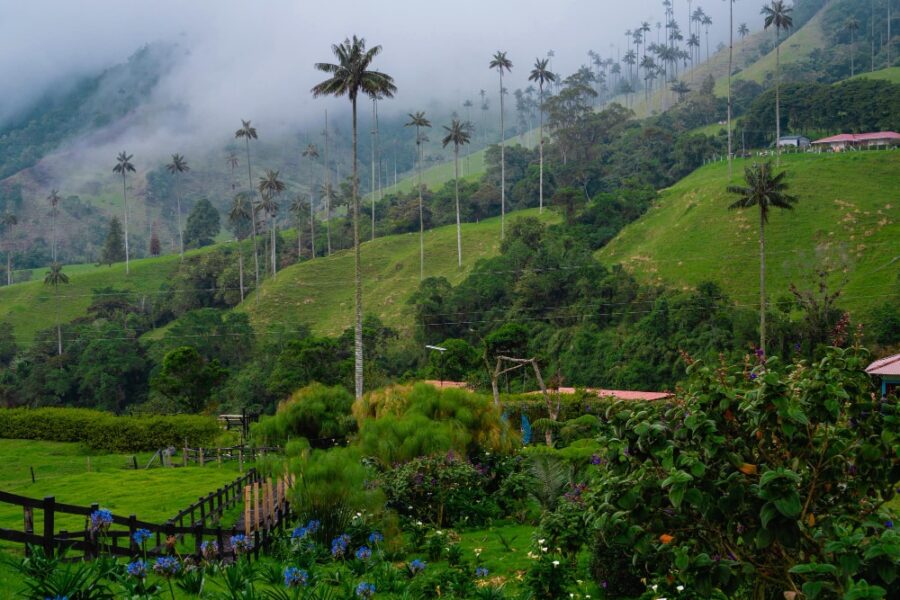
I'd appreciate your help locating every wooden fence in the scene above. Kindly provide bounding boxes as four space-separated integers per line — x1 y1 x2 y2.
0 467 294 561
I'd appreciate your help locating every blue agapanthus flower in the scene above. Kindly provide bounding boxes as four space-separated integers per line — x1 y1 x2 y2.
355 546 372 560
126 560 146 578
200 540 219 561
408 558 427 574
355 582 376 598
230 534 253 554
89 509 113 533
152 556 180 578
132 528 152 545
331 534 351 558
475 567 489 578
305 519 320 533
283 566 308 588
368 531 383 544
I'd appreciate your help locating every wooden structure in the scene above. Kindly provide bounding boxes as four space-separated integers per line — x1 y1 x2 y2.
867 354 900 398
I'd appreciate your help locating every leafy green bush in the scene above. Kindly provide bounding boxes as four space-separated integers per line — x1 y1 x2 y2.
579 346 899 598
252 383 356 447
379 453 501 527
0 407 219 452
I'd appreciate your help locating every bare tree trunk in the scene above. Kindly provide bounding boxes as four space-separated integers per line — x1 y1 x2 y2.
455 145 462 268
499 71 506 239
759 208 767 355
246 138 260 302
122 175 130 275
728 0 734 178
352 97 364 400
238 248 244 302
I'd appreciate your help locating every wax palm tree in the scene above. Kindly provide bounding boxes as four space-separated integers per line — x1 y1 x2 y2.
846 18 860 77
738 23 750 40
404 111 432 280
727 162 798 355
226 152 239 191
47 189 61 263
44 262 69 356
290 193 307 261
302 143 320 258
671 80 691 102
112 151 135 274
442 120 472 269
489 50 513 239
762 1 794 166
2 212 16 286
228 193 253 302
166 153 190 260
727 0 736 179
257 169 285 278
235 119 261 294
312 35 397 400
528 58 556 215
702 15 713 61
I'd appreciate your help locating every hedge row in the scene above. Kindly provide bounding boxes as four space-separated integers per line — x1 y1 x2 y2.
0 408 220 452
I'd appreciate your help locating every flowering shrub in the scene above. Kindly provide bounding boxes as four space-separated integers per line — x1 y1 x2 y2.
89 509 113 534
283 566 308 588
152 556 180 578
581 346 900 597
230 534 253 555
331 534 351 559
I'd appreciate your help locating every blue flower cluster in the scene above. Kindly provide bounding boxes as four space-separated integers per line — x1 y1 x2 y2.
367 531 383 544
291 519 321 540
475 567 489 578
131 528 152 545
408 558 427 575
331 534 351 558
152 556 180 578
89 509 113 533
355 581 376 598
230 534 253 554
283 566 309 588
354 546 371 561
200 540 219 561
126 560 146 578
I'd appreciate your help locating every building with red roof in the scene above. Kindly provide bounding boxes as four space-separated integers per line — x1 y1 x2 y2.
812 131 900 151
866 353 900 398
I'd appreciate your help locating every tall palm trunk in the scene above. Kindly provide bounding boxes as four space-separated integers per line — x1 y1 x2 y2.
238 248 245 302
775 31 782 167
454 144 462 268
371 99 377 242
50 213 56 263
352 97 364 400
417 127 425 281
727 0 734 178
325 111 332 256
122 175 130 275
309 194 316 259
759 208 767 354
850 29 856 76
175 176 184 260
55 285 62 356
6 251 10 286
245 138 260 298
539 82 545 213
270 212 277 278
499 71 506 239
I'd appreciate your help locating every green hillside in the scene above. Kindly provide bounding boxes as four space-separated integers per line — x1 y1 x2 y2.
240 208 558 336
851 66 900 85
599 151 899 316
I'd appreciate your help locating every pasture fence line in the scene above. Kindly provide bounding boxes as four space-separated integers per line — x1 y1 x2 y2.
0 466 295 562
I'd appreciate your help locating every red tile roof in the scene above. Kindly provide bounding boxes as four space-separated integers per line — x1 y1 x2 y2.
866 354 900 377
812 131 900 144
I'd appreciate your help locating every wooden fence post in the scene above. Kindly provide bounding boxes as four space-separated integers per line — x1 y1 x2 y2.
217 449 222 467
253 480 260 531
199 448 205 467
243 485 251 534
183 438 188 467
128 515 138 555
238 450 243 474
23 506 34 557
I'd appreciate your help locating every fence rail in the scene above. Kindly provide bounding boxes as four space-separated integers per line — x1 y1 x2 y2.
0 467 294 562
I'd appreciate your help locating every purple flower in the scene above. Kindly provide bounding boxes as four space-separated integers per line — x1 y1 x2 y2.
284 567 308 588
90 509 113 533
355 582 376 598
886 520 894 529
476 567 489 578
749 372 758 381
152 556 180 578
132 528 151 545
355 546 372 561
408 559 427 575
230 534 253 554
331 534 351 558
200 540 219 561
590 454 604 465
126 560 146 578
368 531 383 544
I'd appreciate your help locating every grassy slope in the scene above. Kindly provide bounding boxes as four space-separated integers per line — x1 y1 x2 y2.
0 246 220 344
0 439 242 541
240 208 559 337
599 151 900 315
850 66 900 84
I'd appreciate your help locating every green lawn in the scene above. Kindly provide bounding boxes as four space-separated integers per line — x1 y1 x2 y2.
241 208 560 337
0 440 244 548
599 151 900 316
850 66 900 85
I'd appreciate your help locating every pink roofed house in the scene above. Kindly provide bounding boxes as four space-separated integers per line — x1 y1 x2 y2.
812 131 900 151
866 354 900 398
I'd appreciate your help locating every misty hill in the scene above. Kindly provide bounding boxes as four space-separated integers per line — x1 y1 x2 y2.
598 151 900 317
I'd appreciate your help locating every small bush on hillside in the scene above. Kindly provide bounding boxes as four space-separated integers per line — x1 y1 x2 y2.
252 383 355 447
0 407 219 452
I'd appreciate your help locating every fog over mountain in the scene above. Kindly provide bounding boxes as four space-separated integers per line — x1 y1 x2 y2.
2 0 768 158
